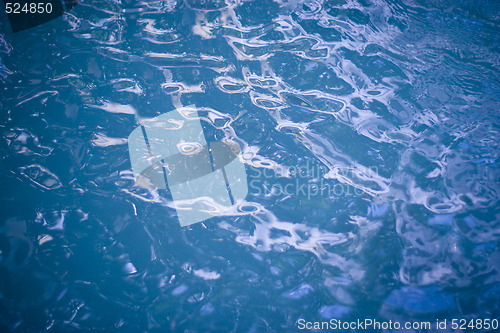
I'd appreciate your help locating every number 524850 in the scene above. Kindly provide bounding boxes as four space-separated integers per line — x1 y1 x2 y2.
451 318 498 330
5 2 53 14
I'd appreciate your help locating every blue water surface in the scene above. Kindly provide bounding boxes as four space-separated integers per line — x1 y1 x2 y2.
0 0 499 332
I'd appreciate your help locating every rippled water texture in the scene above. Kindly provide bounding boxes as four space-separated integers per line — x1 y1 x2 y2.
1 0 499 332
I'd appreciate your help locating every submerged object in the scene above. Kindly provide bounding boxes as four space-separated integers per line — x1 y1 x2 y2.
128 106 248 227
2 0 78 33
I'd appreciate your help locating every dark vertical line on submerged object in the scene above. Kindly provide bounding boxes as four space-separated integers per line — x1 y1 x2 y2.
161 159 169 190
221 167 235 205
141 125 168 190
141 125 169 190
207 141 234 204
206 141 215 172
141 125 153 159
